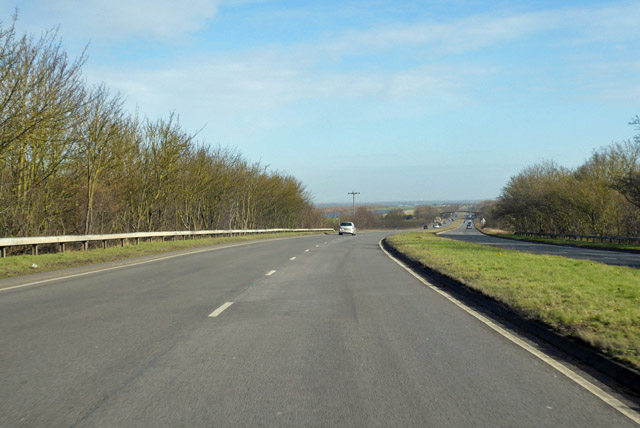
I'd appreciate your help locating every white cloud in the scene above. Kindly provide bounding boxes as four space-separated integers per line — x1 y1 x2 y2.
9 0 220 41
62 1 640 133
316 3 640 56
567 2 640 44
89 54 479 123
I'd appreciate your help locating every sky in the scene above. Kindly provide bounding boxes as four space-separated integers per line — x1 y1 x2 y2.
2 0 639 204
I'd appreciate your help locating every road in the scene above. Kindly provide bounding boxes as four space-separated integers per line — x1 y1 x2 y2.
1 233 638 427
441 222 640 268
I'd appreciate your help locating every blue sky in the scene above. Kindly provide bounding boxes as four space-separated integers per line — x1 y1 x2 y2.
3 0 639 204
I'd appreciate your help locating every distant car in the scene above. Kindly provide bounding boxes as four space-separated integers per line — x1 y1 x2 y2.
423 224 429 230
339 222 356 235
433 224 440 229
466 223 473 229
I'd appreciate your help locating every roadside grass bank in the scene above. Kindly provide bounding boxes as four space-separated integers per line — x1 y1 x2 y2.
386 231 640 369
0 232 326 280
480 229 640 253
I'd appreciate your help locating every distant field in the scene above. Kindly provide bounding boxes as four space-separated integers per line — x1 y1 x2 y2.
386 231 640 369
0 232 324 280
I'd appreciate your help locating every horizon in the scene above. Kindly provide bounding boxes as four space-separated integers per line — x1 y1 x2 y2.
314 199 483 208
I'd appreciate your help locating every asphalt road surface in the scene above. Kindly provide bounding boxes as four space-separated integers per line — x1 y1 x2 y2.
1 233 639 427
441 222 640 269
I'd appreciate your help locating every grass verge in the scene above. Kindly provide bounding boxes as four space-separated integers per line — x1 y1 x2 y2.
386 231 640 369
0 232 324 280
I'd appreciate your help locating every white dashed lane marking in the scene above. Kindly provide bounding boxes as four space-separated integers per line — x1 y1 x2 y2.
208 302 233 318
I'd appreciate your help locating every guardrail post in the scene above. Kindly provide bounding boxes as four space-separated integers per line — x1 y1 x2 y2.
102 240 107 249
135 237 140 245
1 247 6 258
83 241 88 251
59 243 65 253
32 244 38 256
121 238 125 247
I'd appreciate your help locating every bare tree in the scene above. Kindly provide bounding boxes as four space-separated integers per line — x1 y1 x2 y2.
0 15 87 235
0 16 320 238
75 84 125 234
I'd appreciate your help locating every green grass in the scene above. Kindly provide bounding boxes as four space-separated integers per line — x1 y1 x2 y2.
485 231 640 252
0 232 324 280
386 231 640 369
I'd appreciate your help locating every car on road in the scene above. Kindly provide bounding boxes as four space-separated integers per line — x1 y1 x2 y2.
339 222 356 235
466 223 473 229
423 224 429 230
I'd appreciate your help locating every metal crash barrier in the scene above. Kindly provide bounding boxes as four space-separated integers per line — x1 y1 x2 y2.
0 228 334 258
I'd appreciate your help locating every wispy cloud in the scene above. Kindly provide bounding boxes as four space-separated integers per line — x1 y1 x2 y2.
90 55 480 122
84 1 640 124
8 0 220 41
329 13 554 55
309 2 640 59
15 0 634 136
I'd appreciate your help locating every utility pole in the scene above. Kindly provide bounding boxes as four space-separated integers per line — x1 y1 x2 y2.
347 191 360 218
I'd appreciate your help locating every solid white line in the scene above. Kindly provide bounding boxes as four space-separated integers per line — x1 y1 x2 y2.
378 239 640 425
208 302 233 318
290 257 296 260
266 270 276 276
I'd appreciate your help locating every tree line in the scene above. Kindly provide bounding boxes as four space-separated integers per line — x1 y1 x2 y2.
483 117 640 237
0 15 319 238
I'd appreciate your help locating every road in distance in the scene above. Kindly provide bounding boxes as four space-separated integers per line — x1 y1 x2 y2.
441 222 640 269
